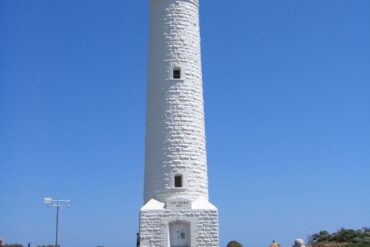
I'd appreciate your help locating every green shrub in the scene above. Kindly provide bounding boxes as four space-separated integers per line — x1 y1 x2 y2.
227 241 243 247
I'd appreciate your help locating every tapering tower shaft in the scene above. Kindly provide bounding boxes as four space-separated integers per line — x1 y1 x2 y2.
144 0 208 203
140 1 219 246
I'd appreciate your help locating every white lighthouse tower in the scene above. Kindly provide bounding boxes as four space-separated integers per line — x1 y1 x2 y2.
139 0 219 246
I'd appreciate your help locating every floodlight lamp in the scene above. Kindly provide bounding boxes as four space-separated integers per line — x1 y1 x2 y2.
44 197 53 205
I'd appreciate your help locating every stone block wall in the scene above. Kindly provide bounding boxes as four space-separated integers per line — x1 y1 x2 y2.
144 0 209 204
140 208 219 247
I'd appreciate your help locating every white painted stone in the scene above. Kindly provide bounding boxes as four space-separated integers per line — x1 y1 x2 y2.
166 198 192 210
140 208 219 247
140 0 219 246
191 197 217 210
144 0 207 203
142 199 166 210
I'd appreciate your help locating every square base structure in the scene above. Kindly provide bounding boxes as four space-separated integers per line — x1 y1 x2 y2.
139 198 219 247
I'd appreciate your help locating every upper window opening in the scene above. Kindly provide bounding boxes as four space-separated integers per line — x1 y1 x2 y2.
173 67 181 79
174 175 183 188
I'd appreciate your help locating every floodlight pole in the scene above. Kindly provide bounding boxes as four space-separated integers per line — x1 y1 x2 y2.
55 204 59 247
44 197 70 247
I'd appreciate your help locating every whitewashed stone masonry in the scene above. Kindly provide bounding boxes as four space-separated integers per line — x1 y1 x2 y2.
140 0 219 246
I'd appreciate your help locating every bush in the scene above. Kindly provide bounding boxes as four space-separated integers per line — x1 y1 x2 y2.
310 227 370 245
227 241 243 247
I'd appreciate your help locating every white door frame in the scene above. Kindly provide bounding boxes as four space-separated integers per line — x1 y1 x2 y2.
169 221 191 247
161 217 197 247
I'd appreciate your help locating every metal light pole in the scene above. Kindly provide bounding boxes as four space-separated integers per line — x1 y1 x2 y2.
44 197 71 247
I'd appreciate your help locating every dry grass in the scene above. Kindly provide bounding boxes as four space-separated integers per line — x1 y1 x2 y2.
308 243 350 247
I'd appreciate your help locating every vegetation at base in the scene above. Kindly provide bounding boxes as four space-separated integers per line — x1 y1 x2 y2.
309 227 370 247
227 241 243 247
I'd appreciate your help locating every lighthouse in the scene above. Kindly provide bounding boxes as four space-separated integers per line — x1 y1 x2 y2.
139 0 219 246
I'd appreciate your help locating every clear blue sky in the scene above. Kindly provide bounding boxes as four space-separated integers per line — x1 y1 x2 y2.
1 0 369 247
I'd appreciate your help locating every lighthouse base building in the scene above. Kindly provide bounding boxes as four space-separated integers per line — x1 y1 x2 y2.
140 198 218 247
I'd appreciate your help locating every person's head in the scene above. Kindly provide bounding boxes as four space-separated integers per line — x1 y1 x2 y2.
294 239 304 246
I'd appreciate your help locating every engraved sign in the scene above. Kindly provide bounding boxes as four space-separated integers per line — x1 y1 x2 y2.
166 198 192 210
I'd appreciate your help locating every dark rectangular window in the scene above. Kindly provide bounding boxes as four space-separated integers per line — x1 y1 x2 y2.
174 175 183 187
173 68 181 79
